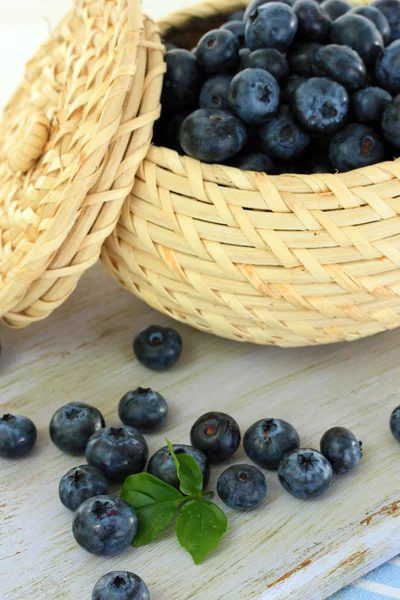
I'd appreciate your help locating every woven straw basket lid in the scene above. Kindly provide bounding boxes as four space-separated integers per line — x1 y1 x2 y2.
0 0 165 328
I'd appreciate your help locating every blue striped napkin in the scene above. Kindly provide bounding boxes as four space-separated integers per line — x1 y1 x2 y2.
329 556 400 599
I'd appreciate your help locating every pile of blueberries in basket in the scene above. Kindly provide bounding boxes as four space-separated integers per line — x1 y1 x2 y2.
2 325 400 599
153 0 400 173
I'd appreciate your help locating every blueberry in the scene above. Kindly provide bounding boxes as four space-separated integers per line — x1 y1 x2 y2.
199 74 233 110
50 403 104 455
238 47 251 70
228 68 280 124
320 0 352 21
313 44 366 92
281 74 307 103
245 49 289 82
180 108 247 163
309 158 334 173
320 427 362 473
330 14 384 65
243 418 300 469
288 42 323 77
220 21 245 46
196 29 239 73
395 93 400 109
350 6 391 45
293 0 331 42
164 42 177 52
382 102 400 149
390 406 400 442
0 414 37 459
217 464 267 510
329 123 385 171
85 427 148 481
292 77 349 134
92 572 150 600
73 495 137 556
227 10 245 21
245 3 298 52
278 448 333 499
162 111 190 154
351 86 392 122
133 325 182 371
376 40 400 93
190 411 241 463
236 152 276 173
148 444 210 489
118 388 168 433
372 0 400 43
162 49 202 111
244 0 295 22
259 107 311 161
59 465 108 511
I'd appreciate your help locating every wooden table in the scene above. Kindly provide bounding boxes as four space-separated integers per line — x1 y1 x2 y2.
1 264 400 600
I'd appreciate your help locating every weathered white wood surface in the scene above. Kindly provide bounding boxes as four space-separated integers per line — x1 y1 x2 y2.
1 264 400 600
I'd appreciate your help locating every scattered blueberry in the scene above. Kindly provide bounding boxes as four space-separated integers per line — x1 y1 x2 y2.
329 123 385 171
118 387 168 433
235 152 276 173
320 0 352 21
73 495 137 556
196 29 239 73
92 572 150 600
288 42 323 77
133 325 182 371
217 464 267 510
228 68 280 124
161 49 202 111
0 414 37 459
148 444 210 489
350 6 391 45
220 20 245 46
278 448 333 499
244 418 300 469
59 465 108 511
351 87 393 123
372 0 400 43
390 406 400 442
320 427 362 473
244 48 289 82
292 77 349 134
382 102 400 149
85 426 148 481
199 74 233 110
293 0 331 42
330 14 384 65
190 411 241 463
245 3 298 52
375 40 400 94
313 44 366 92
259 107 311 161
49 402 104 455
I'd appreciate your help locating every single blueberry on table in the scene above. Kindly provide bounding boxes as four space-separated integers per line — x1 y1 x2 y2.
92 571 150 600
281 74 306 103
161 49 202 111
235 152 276 173
350 6 391 45
381 102 400 149
292 77 349 135
199 74 233 110
244 418 300 469
375 40 400 94
313 44 366 92
85 426 148 481
390 406 400 442
0 414 37 459
148 444 210 489
190 411 241 463
288 42 323 77
244 0 295 22
245 48 289 82
118 387 168 433
259 107 311 161
278 448 333 500
245 3 298 52
220 20 245 46
133 325 182 371
227 9 245 21
228 68 280 124
320 427 362 473
329 123 385 171
196 29 239 73
320 0 352 21
293 0 331 42
59 465 108 511
351 87 392 123
73 495 137 556
217 464 267 510
372 0 400 43
330 14 384 65
50 402 104 455
180 108 247 163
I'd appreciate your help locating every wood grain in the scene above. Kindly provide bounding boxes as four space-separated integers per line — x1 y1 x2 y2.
1 264 400 599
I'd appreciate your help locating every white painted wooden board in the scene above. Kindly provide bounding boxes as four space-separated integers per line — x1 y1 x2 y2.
1 264 400 600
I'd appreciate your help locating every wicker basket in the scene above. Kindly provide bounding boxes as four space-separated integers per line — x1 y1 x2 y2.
0 0 165 327
102 0 400 347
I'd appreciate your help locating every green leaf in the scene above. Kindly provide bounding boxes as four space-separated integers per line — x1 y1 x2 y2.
121 473 183 546
166 438 203 496
176 499 228 564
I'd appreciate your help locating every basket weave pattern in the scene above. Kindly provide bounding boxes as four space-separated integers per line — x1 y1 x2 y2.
102 0 400 347
0 0 165 327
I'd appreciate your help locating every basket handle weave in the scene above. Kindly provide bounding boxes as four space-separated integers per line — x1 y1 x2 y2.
8 113 50 174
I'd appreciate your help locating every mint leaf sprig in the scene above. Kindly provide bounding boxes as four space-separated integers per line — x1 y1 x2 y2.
121 439 227 564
